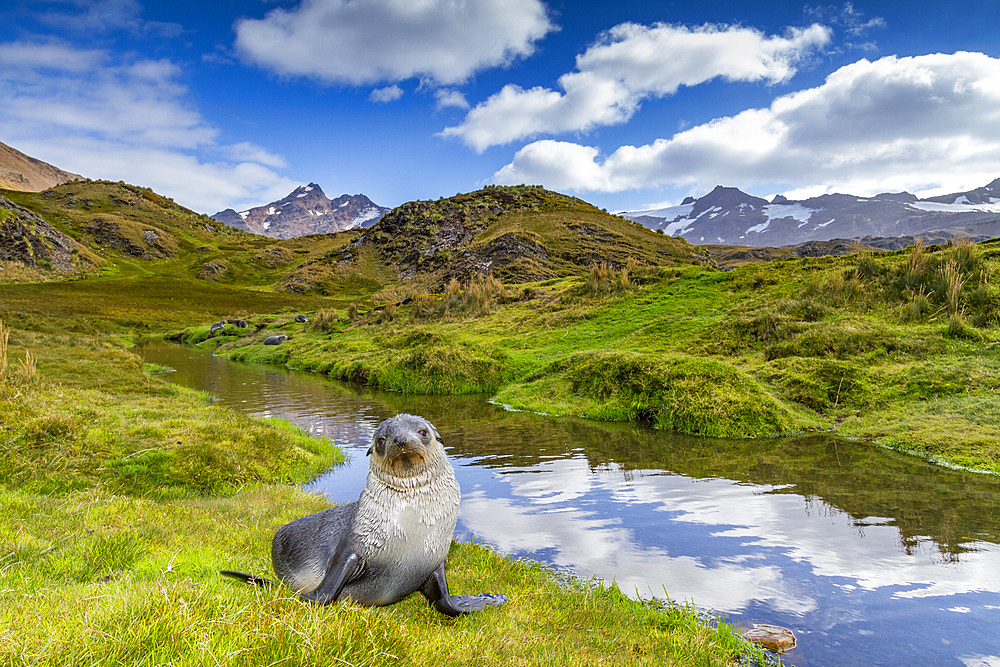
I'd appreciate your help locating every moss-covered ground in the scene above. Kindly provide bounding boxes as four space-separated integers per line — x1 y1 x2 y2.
195 239 1000 474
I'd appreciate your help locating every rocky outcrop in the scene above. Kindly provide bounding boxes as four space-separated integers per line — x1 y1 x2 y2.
0 195 83 272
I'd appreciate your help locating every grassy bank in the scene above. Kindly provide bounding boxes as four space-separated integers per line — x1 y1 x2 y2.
192 240 1000 474
0 315 762 665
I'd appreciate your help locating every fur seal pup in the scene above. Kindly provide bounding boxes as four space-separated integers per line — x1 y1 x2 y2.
222 414 507 617
263 334 287 345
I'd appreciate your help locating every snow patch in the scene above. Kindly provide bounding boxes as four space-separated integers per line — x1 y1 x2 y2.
744 220 770 234
296 192 307 198
763 203 817 222
353 207 383 225
267 206 276 215
623 203 694 220
263 220 271 231
958 655 1000 667
238 210 249 220
662 218 695 236
816 218 835 228
954 195 972 205
304 185 313 192
909 201 1000 213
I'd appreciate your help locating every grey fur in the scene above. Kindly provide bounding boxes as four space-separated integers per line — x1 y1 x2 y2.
258 414 507 615
294 314 308 323
263 334 287 345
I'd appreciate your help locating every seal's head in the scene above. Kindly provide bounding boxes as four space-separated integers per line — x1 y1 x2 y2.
367 414 446 479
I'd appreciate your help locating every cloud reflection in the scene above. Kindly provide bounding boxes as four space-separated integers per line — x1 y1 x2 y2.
459 454 1000 615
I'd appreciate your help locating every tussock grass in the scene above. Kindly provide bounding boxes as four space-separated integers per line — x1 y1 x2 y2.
305 308 342 333
497 350 812 438
414 273 510 319
0 319 7 381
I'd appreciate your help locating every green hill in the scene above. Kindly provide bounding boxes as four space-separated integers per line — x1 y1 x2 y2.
285 185 708 295
0 180 355 291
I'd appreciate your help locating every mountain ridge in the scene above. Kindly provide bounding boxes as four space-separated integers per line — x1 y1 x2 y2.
621 179 1000 246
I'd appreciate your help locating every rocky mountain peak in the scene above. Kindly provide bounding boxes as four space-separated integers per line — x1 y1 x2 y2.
211 183 389 239
691 185 767 217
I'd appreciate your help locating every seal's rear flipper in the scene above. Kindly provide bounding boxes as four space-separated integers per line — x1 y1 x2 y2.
419 562 507 617
220 570 275 587
444 593 509 615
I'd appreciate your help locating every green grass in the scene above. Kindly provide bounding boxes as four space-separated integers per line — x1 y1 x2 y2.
0 486 758 666
194 242 1000 472
0 325 762 666
496 350 816 437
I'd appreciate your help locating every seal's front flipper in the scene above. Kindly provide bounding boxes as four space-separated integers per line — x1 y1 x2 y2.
299 547 363 606
419 562 508 617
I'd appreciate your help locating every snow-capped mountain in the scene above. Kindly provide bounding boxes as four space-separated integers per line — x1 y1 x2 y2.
212 183 389 239
620 180 1000 246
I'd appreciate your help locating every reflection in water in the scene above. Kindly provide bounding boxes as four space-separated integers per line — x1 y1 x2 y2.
141 343 1000 667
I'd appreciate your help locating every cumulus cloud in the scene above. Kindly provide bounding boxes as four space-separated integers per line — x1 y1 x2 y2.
0 41 296 212
494 52 1000 198
444 22 832 151
234 0 553 86
369 84 404 103
434 88 469 110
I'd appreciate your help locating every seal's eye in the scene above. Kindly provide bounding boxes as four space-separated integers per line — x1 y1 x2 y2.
417 428 428 439
376 437 386 447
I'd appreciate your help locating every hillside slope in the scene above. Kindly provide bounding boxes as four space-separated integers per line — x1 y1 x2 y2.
286 185 708 293
1 181 352 290
0 141 82 192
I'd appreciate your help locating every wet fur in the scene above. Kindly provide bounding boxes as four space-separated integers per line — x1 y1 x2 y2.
222 414 506 615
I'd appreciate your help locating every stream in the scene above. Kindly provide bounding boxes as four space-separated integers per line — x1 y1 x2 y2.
139 342 1000 666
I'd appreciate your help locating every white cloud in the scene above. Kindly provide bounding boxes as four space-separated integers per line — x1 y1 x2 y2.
0 41 294 212
434 88 469 110
234 0 553 86
0 40 105 72
37 0 183 37
369 84 403 103
221 141 288 169
444 22 832 151
494 52 1000 198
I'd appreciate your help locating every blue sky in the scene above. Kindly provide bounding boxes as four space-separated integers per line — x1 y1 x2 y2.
1 1 999 215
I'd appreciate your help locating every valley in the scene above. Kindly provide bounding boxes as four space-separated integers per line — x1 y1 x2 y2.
2 175 999 665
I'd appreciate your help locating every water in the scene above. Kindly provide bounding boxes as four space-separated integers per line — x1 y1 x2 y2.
140 342 1000 666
